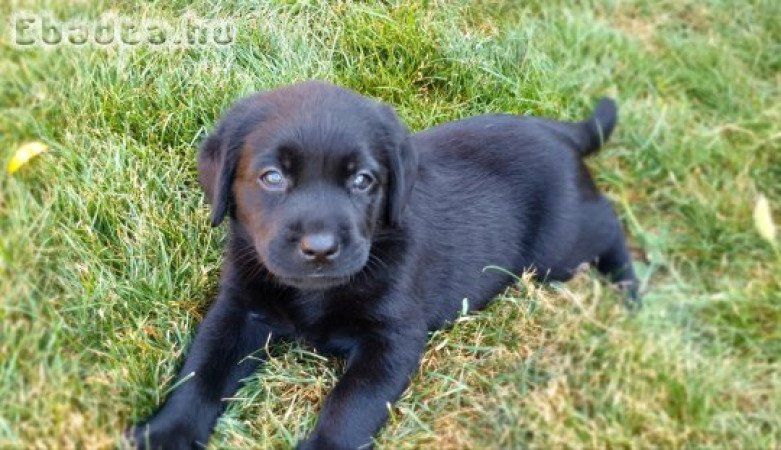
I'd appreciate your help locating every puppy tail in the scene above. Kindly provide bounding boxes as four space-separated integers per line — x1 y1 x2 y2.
577 97 618 157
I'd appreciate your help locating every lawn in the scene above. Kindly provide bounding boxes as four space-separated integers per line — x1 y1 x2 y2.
1 0 779 448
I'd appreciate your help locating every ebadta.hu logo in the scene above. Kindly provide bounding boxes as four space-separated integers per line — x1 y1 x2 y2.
10 11 236 49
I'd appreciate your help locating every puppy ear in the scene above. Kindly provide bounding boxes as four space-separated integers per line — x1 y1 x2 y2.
379 105 418 227
197 129 236 227
197 132 222 210
197 97 268 227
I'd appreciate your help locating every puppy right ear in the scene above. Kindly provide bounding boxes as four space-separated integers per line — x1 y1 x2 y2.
197 132 222 210
197 97 269 227
197 128 235 227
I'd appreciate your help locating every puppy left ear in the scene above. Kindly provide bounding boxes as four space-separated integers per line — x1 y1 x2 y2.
378 105 418 227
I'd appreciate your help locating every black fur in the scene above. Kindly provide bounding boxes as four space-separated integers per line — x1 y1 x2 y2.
130 81 638 450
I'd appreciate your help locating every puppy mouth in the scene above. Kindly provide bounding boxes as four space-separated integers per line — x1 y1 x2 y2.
268 261 366 290
257 240 370 290
278 273 354 290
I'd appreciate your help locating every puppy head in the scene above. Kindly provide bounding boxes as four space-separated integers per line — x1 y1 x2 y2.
198 81 417 290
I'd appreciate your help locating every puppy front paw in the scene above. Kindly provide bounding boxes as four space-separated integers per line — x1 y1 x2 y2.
296 433 373 450
126 417 207 450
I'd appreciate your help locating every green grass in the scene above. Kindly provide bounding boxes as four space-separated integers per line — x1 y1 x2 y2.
1 0 780 448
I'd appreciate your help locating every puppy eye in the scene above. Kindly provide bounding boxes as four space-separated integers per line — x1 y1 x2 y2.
351 171 375 192
259 169 287 191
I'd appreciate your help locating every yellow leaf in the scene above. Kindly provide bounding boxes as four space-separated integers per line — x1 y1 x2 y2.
753 194 777 245
7 141 49 174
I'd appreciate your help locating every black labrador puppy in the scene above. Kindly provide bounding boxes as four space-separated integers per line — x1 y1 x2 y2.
131 81 638 449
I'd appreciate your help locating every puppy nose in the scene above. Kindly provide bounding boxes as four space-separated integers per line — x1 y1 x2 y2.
299 232 340 262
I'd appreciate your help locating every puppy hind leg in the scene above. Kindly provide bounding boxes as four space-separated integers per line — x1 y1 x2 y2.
596 229 640 308
575 197 640 308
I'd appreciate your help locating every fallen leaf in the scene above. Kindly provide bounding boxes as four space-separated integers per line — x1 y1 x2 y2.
7 141 49 174
753 194 777 245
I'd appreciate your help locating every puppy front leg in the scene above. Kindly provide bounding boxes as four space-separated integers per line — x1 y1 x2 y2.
298 330 427 450
131 292 274 450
